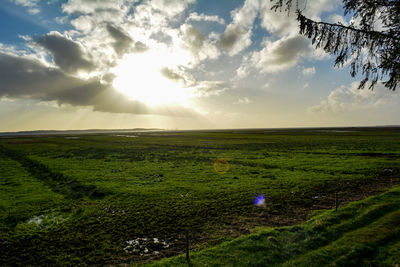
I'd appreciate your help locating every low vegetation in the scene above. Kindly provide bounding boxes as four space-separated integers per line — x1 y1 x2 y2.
148 186 400 266
0 128 399 265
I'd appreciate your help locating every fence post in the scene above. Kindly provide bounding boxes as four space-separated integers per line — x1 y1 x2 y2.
185 229 190 265
335 191 338 211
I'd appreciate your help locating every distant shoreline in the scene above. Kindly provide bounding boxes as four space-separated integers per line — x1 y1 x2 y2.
1 126 399 137
0 128 163 137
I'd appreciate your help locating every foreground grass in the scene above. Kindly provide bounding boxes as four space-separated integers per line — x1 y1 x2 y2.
148 187 400 266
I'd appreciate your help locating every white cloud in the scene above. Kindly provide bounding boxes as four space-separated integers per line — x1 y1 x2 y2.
12 0 41 14
259 0 340 36
179 24 220 63
302 67 316 77
309 82 400 113
62 0 126 14
28 8 40 14
259 2 298 36
148 0 195 17
249 35 310 73
234 97 252 104
219 0 259 55
303 83 309 88
327 14 348 25
55 16 68 24
0 0 216 117
235 59 250 79
234 0 340 78
186 12 225 25
192 80 229 97
12 0 39 7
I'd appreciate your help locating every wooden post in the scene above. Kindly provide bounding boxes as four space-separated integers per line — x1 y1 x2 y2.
335 191 338 211
185 229 190 265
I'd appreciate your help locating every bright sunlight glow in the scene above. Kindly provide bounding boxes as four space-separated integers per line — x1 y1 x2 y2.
112 50 192 107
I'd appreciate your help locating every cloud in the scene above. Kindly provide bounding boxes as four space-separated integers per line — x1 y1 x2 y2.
235 63 249 79
259 1 299 36
28 8 40 14
160 67 187 83
180 25 205 52
219 0 259 55
106 24 148 56
62 0 125 14
160 67 229 98
148 0 195 17
12 0 40 14
250 35 310 73
61 0 201 70
12 0 38 7
106 24 133 54
193 80 229 97
179 24 220 62
130 0 195 33
234 97 252 104
55 16 68 24
302 67 316 77
0 52 101 102
63 0 131 34
327 14 348 25
235 0 340 78
0 52 194 117
35 31 95 74
186 12 225 24
308 82 400 113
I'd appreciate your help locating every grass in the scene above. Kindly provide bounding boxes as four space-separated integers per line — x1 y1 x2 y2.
0 151 64 230
147 187 400 266
0 127 399 265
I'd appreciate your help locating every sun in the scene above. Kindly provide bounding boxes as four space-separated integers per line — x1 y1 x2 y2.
111 50 192 107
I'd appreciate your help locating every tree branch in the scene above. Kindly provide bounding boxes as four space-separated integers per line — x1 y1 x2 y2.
297 12 400 42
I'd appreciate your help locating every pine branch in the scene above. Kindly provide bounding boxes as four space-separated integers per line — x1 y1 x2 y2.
270 0 400 91
297 12 400 42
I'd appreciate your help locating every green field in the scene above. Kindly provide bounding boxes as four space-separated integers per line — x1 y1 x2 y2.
149 187 400 266
0 128 399 265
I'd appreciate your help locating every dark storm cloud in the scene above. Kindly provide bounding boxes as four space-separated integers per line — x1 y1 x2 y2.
0 53 194 117
106 24 148 55
35 31 95 73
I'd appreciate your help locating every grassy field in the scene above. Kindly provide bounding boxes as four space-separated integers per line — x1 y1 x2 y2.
0 127 399 265
148 186 400 266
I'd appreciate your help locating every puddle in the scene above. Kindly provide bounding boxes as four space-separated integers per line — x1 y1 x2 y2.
316 130 359 133
112 135 138 138
124 237 171 255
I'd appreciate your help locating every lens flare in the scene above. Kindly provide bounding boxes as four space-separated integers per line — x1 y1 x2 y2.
254 195 266 207
213 158 229 174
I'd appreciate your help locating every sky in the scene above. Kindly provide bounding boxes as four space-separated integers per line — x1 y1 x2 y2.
0 0 399 132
